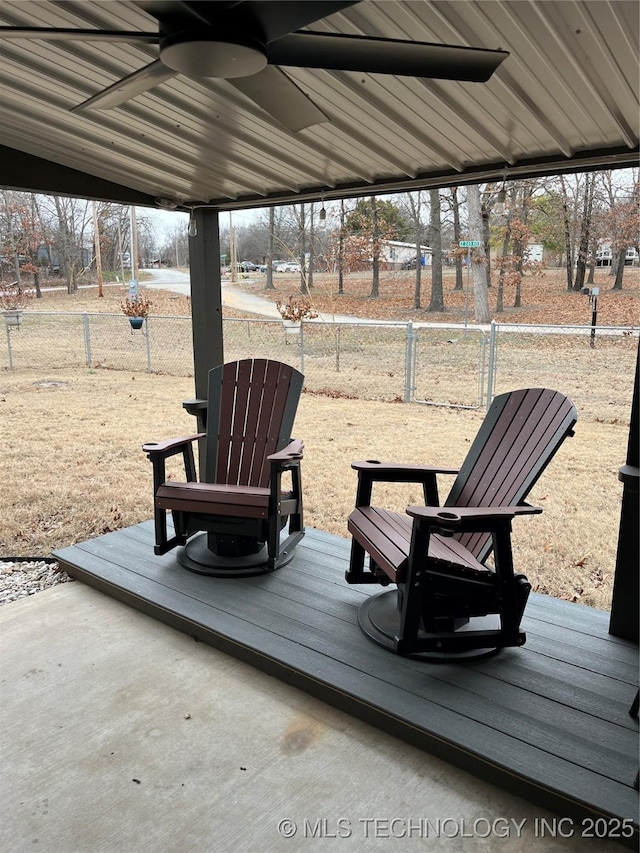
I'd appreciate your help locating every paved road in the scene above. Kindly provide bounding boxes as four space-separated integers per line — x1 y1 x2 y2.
142 269 637 336
143 268 281 318
142 268 366 324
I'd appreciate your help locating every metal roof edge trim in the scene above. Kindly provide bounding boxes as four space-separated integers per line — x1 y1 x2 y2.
1 142 637 211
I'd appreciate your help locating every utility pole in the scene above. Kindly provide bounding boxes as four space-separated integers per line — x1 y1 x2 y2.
229 211 237 282
117 218 125 283
91 200 104 297
130 205 139 290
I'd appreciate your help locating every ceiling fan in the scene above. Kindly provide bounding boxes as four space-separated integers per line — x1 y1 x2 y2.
0 0 509 132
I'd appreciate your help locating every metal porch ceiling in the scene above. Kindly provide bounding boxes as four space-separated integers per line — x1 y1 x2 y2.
0 0 638 210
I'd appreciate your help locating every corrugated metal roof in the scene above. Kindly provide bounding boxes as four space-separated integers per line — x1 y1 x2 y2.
0 0 637 209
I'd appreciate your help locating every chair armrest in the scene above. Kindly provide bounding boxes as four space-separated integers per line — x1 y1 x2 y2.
142 434 204 455
351 460 458 480
406 503 542 533
143 434 203 491
182 399 206 414
352 460 458 508
268 438 304 463
183 399 208 429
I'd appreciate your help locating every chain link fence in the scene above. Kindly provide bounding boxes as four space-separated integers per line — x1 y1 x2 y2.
2 311 637 423
487 323 638 424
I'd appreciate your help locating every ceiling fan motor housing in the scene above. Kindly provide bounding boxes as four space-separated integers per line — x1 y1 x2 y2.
160 30 268 79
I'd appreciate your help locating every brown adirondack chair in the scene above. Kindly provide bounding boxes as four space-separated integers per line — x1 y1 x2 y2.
347 388 577 660
143 359 305 576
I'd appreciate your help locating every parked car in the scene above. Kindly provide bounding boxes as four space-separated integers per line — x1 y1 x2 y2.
275 262 302 273
239 260 257 272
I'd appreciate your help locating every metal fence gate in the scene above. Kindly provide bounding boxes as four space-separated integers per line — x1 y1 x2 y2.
411 323 489 409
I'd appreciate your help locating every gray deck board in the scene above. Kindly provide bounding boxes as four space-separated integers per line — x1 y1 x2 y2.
54 523 639 848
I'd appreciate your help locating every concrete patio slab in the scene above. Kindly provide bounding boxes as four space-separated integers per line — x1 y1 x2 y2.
0 583 628 852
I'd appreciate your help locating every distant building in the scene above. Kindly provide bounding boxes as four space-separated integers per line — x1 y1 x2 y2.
380 240 431 270
347 238 431 270
595 243 639 267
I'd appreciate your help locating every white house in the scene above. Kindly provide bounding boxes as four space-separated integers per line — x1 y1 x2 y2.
595 243 639 267
379 240 432 270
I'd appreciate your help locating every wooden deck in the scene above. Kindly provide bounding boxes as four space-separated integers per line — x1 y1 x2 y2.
54 523 639 847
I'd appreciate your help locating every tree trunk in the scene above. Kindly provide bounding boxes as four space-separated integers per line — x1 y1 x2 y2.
91 201 104 297
31 196 48 296
609 250 620 277
451 187 464 291
559 176 574 291
308 204 315 290
337 199 345 295
404 191 424 309
613 253 625 290
265 207 275 289
512 184 533 308
573 173 595 292
2 192 22 287
427 189 444 312
413 241 421 309
53 196 78 293
482 197 492 284
466 185 491 324
299 203 309 295
370 196 379 298
496 219 512 314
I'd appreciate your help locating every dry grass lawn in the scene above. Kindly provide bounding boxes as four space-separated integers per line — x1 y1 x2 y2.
0 366 627 611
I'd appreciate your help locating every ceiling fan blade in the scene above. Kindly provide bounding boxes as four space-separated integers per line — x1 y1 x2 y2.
138 1 358 42
268 32 509 82
71 60 176 112
0 26 158 43
230 66 329 132
240 1 359 42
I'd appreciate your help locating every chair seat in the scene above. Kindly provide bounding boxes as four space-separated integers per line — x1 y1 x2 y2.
157 481 271 519
348 505 492 584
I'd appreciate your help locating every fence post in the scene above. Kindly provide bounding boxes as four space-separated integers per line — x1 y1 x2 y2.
5 322 13 370
144 317 152 372
404 321 414 403
478 332 487 409
299 321 305 375
82 312 91 365
486 320 498 411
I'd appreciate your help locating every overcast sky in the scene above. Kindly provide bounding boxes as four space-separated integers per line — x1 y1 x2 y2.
143 207 263 237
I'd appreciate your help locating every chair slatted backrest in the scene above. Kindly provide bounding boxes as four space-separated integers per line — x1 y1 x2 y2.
445 388 577 563
205 359 304 487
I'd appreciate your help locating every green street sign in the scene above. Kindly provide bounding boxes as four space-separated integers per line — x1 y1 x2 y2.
459 240 482 247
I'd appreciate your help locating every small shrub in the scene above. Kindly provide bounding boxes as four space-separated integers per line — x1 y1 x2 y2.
0 283 34 310
121 293 153 318
276 295 318 322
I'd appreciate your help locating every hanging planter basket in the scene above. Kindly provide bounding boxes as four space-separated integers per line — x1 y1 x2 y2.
3 309 23 328
129 317 144 330
283 319 301 336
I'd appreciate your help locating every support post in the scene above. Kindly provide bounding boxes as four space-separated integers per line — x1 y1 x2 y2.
188 208 223 479
609 341 639 641
189 208 223 400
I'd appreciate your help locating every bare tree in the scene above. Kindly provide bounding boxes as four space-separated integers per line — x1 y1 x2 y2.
1 191 24 286
403 191 427 309
265 206 275 290
370 196 380 298
449 187 464 291
466 185 491 323
337 199 345 295
573 172 597 292
427 189 444 312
